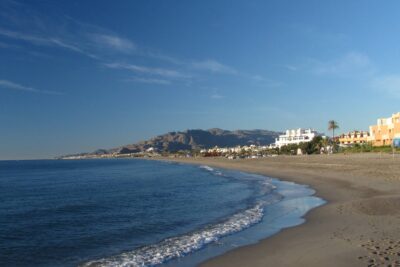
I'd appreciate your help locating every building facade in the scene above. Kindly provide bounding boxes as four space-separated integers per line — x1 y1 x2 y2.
275 128 319 148
338 131 370 146
369 112 400 146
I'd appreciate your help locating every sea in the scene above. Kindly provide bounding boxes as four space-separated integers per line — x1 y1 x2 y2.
0 159 325 267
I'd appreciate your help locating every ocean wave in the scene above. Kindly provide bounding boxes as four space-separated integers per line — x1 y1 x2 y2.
202 166 277 196
82 166 283 267
81 205 264 267
199 165 214 172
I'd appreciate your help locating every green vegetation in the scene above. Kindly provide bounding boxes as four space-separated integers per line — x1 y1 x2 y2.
279 136 329 155
338 144 400 153
279 143 300 155
278 139 400 156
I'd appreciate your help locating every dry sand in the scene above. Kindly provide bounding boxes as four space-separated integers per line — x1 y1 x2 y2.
164 153 400 267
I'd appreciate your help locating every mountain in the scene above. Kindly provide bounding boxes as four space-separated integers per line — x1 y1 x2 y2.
61 128 281 157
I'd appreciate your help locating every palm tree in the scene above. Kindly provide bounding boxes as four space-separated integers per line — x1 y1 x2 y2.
328 120 339 139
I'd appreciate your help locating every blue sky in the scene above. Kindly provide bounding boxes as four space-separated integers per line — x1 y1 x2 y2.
1 0 400 159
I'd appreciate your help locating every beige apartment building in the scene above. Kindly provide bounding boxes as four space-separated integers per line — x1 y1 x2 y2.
338 131 369 146
369 112 400 146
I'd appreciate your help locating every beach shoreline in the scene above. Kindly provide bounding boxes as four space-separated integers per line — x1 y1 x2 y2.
160 153 400 267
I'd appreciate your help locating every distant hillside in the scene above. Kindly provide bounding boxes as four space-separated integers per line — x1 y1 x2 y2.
61 128 281 157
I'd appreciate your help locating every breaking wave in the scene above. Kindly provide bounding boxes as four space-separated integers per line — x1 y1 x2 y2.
82 204 264 267
199 165 215 172
82 165 282 267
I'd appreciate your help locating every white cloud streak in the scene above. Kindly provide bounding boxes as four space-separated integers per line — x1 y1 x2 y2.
125 77 171 85
191 59 237 74
104 62 190 79
250 75 284 87
89 33 136 53
0 28 51 45
0 40 19 48
311 52 373 75
285 65 298 71
0 8 272 88
0 28 96 57
372 75 400 98
210 93 224 99
306 51 400 99
0 79 63 95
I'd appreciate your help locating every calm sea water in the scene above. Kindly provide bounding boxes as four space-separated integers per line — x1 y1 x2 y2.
0 159 324 267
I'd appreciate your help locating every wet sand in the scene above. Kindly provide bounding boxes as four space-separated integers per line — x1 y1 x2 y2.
164 153 400 267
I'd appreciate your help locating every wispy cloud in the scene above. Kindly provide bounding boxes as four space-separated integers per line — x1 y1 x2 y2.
0 40 19 49
125 77 171 85
210 93 225 99
289 24 348 46
0 25 185 80
307 51 400 99
104 62 190 79
372 75 400 98
0 28 97 58
311 52 373 76
89 33 136 53
0 79 62 95
0 28 51 45
48 38 84 53
145 51 184 65
0 4 266 89
285 65 298 71
250 75 284 87
191 59 237 74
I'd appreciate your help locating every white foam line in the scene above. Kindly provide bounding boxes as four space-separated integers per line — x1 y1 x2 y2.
81 205 264 267
199 165 214 172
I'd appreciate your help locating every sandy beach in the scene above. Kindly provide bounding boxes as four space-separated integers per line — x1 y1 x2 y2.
164 153 400 267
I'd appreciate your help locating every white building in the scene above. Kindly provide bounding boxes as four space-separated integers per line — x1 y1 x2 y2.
274 128 319 148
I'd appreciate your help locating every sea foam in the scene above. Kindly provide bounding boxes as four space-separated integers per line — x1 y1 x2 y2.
199 165 214 172
82 204 264 267
82 166 281 267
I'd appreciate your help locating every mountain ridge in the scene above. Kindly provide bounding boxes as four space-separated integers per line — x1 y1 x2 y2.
60 128 281 158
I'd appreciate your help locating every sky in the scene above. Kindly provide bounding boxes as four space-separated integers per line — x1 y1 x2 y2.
1 0 400 159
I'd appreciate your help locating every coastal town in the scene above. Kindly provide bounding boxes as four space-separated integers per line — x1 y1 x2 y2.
61 112 400 160
201 111 400 157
